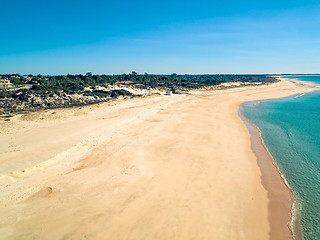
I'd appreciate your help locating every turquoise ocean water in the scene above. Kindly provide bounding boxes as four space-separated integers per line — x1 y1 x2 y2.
242 76 320 239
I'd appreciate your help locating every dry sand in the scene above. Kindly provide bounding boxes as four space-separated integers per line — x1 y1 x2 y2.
0 78 318 240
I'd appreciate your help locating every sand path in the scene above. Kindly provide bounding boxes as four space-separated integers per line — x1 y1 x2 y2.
0 79 317 240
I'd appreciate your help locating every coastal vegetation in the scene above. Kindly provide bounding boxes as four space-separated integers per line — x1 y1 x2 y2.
0 73 276 116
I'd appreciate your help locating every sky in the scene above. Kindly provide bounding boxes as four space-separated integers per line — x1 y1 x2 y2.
1 0 320 75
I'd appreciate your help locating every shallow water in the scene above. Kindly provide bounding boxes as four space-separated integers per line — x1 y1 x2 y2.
242 76 320 239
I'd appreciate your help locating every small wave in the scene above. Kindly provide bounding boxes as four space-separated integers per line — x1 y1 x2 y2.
294 93 305 99
251 101 261 107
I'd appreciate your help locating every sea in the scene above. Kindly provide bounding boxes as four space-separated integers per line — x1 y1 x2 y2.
241 75 320 240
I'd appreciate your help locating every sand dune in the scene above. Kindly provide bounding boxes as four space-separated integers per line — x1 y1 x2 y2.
0 79 317 240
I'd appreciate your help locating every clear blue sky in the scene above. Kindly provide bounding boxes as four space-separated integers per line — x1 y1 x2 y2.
1 0 320 75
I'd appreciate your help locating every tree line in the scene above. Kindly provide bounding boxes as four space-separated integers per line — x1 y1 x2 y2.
2 72 276 93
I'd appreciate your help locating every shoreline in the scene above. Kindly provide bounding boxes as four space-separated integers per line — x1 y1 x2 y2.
239 106 296 239
238 85 320 240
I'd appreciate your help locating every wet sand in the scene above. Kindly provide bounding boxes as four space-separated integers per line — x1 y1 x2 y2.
0 78 317 240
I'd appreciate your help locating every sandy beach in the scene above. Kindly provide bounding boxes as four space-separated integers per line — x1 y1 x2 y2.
0 78 317 240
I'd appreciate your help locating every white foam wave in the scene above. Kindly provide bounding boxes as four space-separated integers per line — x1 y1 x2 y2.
294 93 305 98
